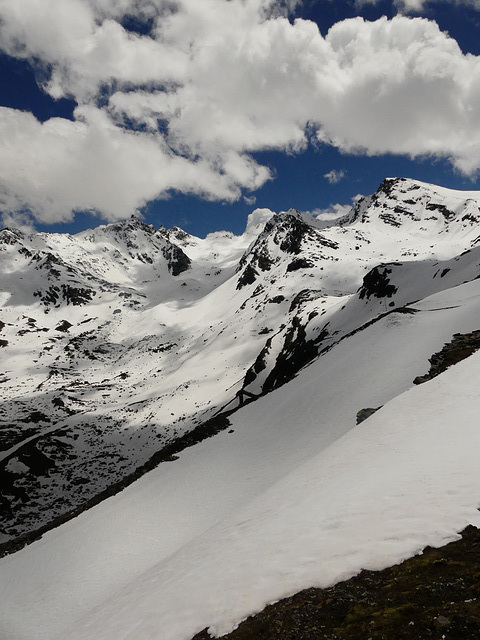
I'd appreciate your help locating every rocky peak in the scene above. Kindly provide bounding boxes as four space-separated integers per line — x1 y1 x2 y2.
236 211 316 289
162 242 191 276
0 227 25 246
349 177 480 234
97 215 157 242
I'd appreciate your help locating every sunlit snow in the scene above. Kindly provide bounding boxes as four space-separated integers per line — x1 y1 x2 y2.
1 178 480 640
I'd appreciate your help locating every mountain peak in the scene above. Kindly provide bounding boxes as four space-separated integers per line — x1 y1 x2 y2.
4 175 480 569
0 227 25 245
349 176 480 234
96 215 157 237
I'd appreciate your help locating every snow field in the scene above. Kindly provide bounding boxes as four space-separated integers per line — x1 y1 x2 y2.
1 280 480 639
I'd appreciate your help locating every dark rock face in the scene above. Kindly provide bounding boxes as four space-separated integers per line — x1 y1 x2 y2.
356 407 382 424
162 243 191 276
286 258 314 272
426 202 455 220
236 244 274 290
262 318 327 393
414 330 480 384
359 266 398 300
242 338 273 387
55 320 73 332
276 215 312 255
34 252 71 278
236 213 313 289
193 525 480 640
376 177 402 197
34 285 61 307
0 228 25 245
237 263 259 289
379 212 402 227
61 284 96 306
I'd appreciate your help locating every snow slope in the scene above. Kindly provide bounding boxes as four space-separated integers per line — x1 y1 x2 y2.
2 273 480 639
3 177 480 542
2 178 480 639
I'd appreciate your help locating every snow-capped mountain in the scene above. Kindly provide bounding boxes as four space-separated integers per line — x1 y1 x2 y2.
3 177 480 640
2 176 480 542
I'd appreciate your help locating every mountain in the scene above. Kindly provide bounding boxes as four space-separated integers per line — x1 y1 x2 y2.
2 177 480 640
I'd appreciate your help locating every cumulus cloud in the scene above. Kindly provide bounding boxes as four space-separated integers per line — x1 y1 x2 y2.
357 0 480 13
315 16 480 175
319 203 353 217
2 1 480 224
324 169 346 184
298 204 349 229
0 105 270 223
302 195 363 228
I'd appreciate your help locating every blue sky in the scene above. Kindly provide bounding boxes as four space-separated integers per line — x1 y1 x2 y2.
1 0 480 237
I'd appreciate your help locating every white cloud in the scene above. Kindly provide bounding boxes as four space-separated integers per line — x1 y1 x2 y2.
357 0 480 13
0 0 189 102
315 16 480 174
310 202 354 221
321 203 353 218
0 106 270 223
2 2 480 223
304 194 364 227
0 211 36 234
324 169 346 184
244 195 257 206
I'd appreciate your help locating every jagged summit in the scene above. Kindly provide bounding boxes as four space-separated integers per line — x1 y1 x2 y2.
349 176 480 236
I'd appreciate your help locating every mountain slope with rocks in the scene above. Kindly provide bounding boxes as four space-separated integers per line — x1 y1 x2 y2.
2 177 480 640
2 177 480 542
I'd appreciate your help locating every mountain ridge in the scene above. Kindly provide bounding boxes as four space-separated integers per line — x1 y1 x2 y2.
3 177 480 544
3 177 480 640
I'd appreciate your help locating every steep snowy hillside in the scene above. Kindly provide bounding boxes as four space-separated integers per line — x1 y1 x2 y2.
2 175 480 558
3 230 480 639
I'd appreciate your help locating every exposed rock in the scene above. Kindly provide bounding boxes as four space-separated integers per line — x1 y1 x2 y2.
55 320 73 332
162 243 191 276
286 258 314 272
379 212 402 227
414 330 480 384
262 318 328 393
0 228 25 245
61 284 96 306
277 216 312 255
236 263 259 289
236 213 314 289
359 265 398 300
356 407 382 424
426 202 455 220
243 338 273 387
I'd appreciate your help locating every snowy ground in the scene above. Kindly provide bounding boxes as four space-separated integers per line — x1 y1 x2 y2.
4 176 480 541
2 278 480 640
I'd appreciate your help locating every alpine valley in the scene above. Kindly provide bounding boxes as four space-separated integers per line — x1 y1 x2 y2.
3 177 480 640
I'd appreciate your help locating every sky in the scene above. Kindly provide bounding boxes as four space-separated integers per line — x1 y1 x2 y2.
1 0 480 237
